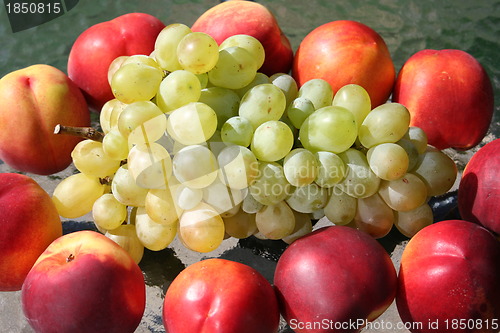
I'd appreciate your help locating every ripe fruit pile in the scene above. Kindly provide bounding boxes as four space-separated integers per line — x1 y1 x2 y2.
52 23 458 257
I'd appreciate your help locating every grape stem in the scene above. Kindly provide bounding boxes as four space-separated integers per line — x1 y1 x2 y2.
54 124 104 142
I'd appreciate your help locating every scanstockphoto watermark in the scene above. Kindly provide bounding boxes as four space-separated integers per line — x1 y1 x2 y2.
288 318 424 331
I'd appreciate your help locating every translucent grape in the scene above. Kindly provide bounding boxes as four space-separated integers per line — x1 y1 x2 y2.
394 203 433 238
105 224 144 264
166 102 217 145
177 32 219 74
71 139 121 178
358 102 411 148
378 173 428 212
239 83 286 129
217 145 259 190
285 183 328 214
117 101 167 145
404 126 428 154
220 116 254 147
174 185 203 210
52 173 106 219
111 62 163 104
127 142 172 189
367 143 409 181
297 78 333 109
223 209 257 239
121 54 162 70
219 34 265 69
270 73 298 106
173 145 219 189
233 72 270 98
198 87 240 129
354 193 394 239
412 146 458 196
242 192 264 214
255 201 295 240
208 46 258 89
135 207 177 251
286 97 315 129
251 120 294 162
179 202 225 253
107 56 128 86
314 151 346 188
202 179 246 215
154 23 192 72
249 162 291 206
324 188 357 225
100 98 126 134
337 148 381 198
282 211 313 244
196 72 209 88
145 188 183 225
283 148 318 187
111 165 149 207
156 70 201 113
396 138 420 171
102 128 129 161
299 106 357 154
92 193 127 231
332 84 371 129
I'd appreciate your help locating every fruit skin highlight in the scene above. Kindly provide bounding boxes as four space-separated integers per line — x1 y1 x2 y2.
21 230 146 333
393 49 494 150
191 0 293 76
0 173 62 291
0 64 90 175
396 220 500 333
293 20 396 107
68 13 165 110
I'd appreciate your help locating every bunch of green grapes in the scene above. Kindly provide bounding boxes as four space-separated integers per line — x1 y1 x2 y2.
52 23 458 262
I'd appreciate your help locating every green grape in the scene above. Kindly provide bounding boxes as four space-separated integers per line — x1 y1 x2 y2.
121 54 162 70
220 116 254 147
208 46 258 89
297 78 333 109
202 179 246 215
173 145 219 189
299 106 357 154
412 146 457 196
233 72 270 98
354 193 394 239
111 165 149 207
177 32 219 74
404 126 428 154
255 201 295 240
337 148 381 198
135 206 177 251
92 193 128 231
71 139 121 177
145 188 183 225
166 102 217 145
394 203 433 238
52 173 106 219
251 120 294 162
156 70 202 113
105 224 144 264
179 202 225 253
174 184 203 210
127 142 172 189
287 97 315 129
242 192 264 214
367 143 409 181
282 211 313 244
219 34 265 69
270 73 298 107
154 23 192 72
218 145 259 190
396 138 420 171
286 183 328 214
196 72 209 88
111 62 163 104
283 148 318 187
198 87 240 129
118 101 167 145
239 83 286 129
107 56 129 87
378 173 428 212
324 188 357 225
100 98 126 134
332 84 371 129
314 151 346 188
102 128 129 161
248 162 291 206
223 209 257 239
358 102 411 148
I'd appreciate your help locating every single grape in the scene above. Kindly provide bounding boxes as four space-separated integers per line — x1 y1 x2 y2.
233 72 270 98
314 151 346 188
404 126 428 154
52 173 106 219
92 193 128 231
220 116 254 147
145 188 183 225
394 203 433 238
100 98 126 134
396 138 420 171
337 148 381 198
102 128 129 161
154 23 192 72
107 56 129 87
219 34 265 69
378 173 428 212
223 209 257 239
354 193 394 239
135 206 177 251
239 83 286 129
208 46 258 89
285 183 328 214
283 148 318 187
218 145 259 190
324 188 357 225
173 145 219 189
117 101 167 145
71 139 121 178
111 62 163 104
358 102 411 148
121 54 162 70
105 224 144 264
297 78 333 109
251 120 294 162
173 184 203 210
156 70 202 113
198 87 240 129
111 165 149 207
255 201 295 240
332 84 371 129
166 102 217 145
286 97 315 129
202 179 246 215
299 105 357 154
249 162 291 206
412 146 457 196
127 142 172 189
177 32 219 74
241 192 264 214
367 143 409 181
270 73 298 107
282 211 313 244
